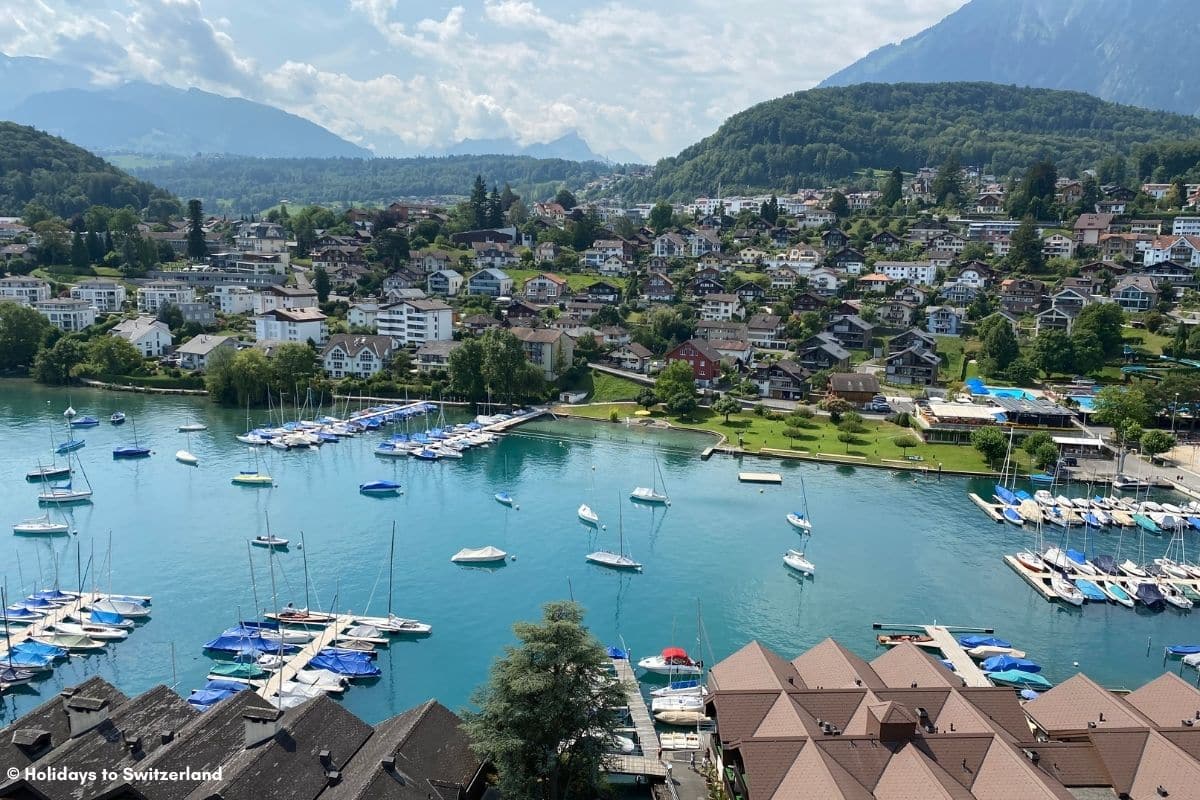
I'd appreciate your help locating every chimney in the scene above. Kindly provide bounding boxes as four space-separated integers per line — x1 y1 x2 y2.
124 733 143 755
243 707 283 749
381 756 396 772
65 696 110 738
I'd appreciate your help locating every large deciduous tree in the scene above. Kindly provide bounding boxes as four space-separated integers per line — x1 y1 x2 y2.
0 303 52 372
971 426 1008 466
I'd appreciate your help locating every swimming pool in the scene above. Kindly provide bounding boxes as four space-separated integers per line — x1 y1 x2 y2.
981 385 1037 401
1069 394 1096 411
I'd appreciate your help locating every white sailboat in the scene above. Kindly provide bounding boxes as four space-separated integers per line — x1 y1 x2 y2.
586 499 642 571
786 473 815 532
630 456 670 505
13 514 70 535
37 450 92 504
578 504 600 526
176 429 199 465
357 525 432 635
782 549 815 576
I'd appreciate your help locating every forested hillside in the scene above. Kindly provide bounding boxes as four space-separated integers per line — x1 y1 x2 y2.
622 83 1200 200
0 122 172 216
126 154 615 214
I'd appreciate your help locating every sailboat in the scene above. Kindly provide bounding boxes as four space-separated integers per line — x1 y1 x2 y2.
786 473 815 532
251 512 289 549
232 445 273 486
631 456 670 504
176 428 199 465
112 418 151 459
783 549 815 575
178 422 208 432
354 526 432 635
578 504 600 526
38 450 92 504
56 406 85 453
587 497 642 570
13 513 70 535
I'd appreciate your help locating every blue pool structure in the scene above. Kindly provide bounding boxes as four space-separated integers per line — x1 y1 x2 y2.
1069 395 1097 412
965 378 1037 401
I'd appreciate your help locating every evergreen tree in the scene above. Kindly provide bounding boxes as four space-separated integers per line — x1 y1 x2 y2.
85 229 102 262
554 188 577 210
469 175 488 229
827 191 849 218
881 167 903 207
313 266 331 303
1008 217 1044 272
932 152 963 205
103 231 113 254
759 195 779 224
499 183 517 212
648 201 673 234
186 198 207 260
486 185 503 227
70 231 88 271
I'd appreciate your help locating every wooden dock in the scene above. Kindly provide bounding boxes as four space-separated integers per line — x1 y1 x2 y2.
738 472 782 484
922 626 993 687
1003 555 1200 602
968 493 1004 523
487 408 548 432
1 591 108 660
605 656 667 778
254 614 357 700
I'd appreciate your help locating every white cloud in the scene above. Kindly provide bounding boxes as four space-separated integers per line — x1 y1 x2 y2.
0 0 967 159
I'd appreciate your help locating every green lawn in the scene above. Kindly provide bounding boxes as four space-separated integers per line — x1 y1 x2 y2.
558 402 1021 473
503 268 627 293
589 371 644 402
1123 326 1170 356
935 336 973 383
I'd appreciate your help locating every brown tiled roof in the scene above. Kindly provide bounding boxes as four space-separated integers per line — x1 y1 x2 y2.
792 638 885 690
731 738 807 798
793 690 873 733
828 373 881 395
1087 729 1150 795
1124 672 1200 728
916 735 996 790
872 744 973 799
1160 728 1200 762
810 737 897 791
971 736 1076 800
956 688 1037 742
710 640 805 692
1024 741 1111 788
1126 731 1200 800
870 644 958 689
710 691 790 745
1025 674 1152 736
754 694 817 738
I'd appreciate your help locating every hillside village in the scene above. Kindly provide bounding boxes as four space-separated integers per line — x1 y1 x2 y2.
3 162 1200 462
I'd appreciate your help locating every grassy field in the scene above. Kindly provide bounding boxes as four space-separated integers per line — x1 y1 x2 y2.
503 268 627 293
559 402 1022 473
935 336 973 383
1123 326 1171 355
589 371 645 402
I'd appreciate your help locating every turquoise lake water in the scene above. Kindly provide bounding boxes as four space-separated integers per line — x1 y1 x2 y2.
2 380 1199 723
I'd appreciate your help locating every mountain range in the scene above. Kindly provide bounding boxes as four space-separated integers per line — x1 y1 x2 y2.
820 0 1200 117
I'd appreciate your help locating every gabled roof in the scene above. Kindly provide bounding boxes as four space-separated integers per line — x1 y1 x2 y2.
828 373 881 395
791 638 885 690
0 678 128 771
711 640 806 692
322 334 394 360
1025 673 1153 736
870 644 958 689
1123 672 1200 728
177 334 234 356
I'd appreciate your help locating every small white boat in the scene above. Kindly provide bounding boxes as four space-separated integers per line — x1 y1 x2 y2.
650 681 707 698
650 695 704 713
1099 580 1136 608
1141 501 1164 513
251 535 290 549
1033 490 1056 507
175 450 198 465
586 550 642 570
89 598 150 618
451 546 508 564
1015 551 1046 572
33 633 105 650
1161 583 1194 610
654 710 710 727
1050 573 1085 606
638 649 702 675
630 486 669 504
578 504 600 525
1162 502 1185 515
782 549 815 576
292 668 348 693
786 513 813 532
38 486 92 504
966 645 1027 659
356 614 432 635
178 423 208 432
1070 498 1091 510
1055 495 1073 507
1119 559 1149 578
52 621 128 640
13 515 70 535
610 734 636 754
1155 559 1192 580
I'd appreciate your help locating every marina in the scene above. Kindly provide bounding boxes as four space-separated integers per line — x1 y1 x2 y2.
5 381 1200 725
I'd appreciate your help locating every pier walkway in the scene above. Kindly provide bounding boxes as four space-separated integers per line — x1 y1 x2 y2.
922 626 992 687
253 614 358 700
605 655 667 778
0 592 105 659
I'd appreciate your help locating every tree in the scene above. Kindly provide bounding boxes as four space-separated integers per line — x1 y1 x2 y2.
85 336 145 377
1140 429 1176 462
271 343 319 391
839 410 865 433
827 191 849 218
893 433 920 455
1032 329 1074 376
186 199 207 259
1069 329 1106 374
1092 385 1150 449
0 302 51 371
932 152 963 205
1073 303 1124 359
572 333 600 365
463 601 623 800
881 167 903 207
1005 357 1039 386
712 394 741 422
656 360 697 417
33 337 87 385
449 337 486 402
636 387 658 410
70 231 89 270
648 201 673 234
759 195 780 224
1022 431 1054 456
499 183 518 212
1007 217 1043 272
971 426 1008 466
156 301 184 330
480 328 544 405
313 266 331 303
469 175 489 229
976 315 1019 376
837 430 857 452
1032 442 1061 470
487 186 503 227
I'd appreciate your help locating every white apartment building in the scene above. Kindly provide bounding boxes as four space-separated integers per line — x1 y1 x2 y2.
1173 217 1200 237
210 285 259 315
138 281 196 313
35 299 97 331
70 279 126 313
258 284 318 313
875 260 937 286
111 315 173 357
376 299 453 346
699 293 743 321
0 276 51 305
254 307 328 344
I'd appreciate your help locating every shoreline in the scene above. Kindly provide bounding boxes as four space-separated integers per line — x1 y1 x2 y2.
552 405 1005 478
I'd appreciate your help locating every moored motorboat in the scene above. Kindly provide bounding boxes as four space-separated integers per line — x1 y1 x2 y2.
251 535 289 549
651 680 708 697
650 695 704 713
782 549 815 576
638 647 701 675
876 633 935 648
451 546 508 564
359 480 402 496
654 710 711 726
110 412 126 425
52 621 128 640
578 504 600 525
32 633 104 651
1160 582 1194 610
70 415 99 428
1135 582 1166 610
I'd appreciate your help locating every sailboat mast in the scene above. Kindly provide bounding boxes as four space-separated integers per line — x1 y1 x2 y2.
301 530 310 610
246 540 260 613
1 584 11 656
387 522 395 617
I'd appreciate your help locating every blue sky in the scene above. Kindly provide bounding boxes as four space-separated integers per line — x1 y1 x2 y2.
1 0 966 159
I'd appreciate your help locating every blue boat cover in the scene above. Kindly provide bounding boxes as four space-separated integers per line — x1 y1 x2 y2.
985 670 1052 689
204 632 294 655
360 480 401 491
666 679 698 690
22 597 54 610
203 679 248 693
1188 517 1200 530
1092 555 1119 575
1015 490 1033 502
981 654 1042 673
309 649 382 677
188 689 237 709
1166 645 1200 655
958 635 1012 648
1019 689 1041 700
14 641 67 658
939 659 956 672
994 485 1018 505
1066 549 1088 565
2 607 41 619
1074 579 1108 601
34 589 72 601
606 646 628 659
90 609 125 625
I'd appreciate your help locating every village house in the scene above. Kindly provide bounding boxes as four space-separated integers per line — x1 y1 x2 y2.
137 280 195 313
925 305 964 335
522 273 569 302
471 242 518 270
1146 234 1200 267
414 339 462 372
608 342 653 373
806 268 842 296
652 232 688 258
1073 212 1115 245
175 333 236 370
466 268 514 297
597 255 630 277
796 333 850 372
711 338 752 364
886 346 941 386
460 313 499 335
888 327 936 355
254 307 328 344
665 338 724 386
321 333 394 378
377 298 453 346
234 220 287 254
700 293 744 321
688 229 722 257
695 320 749 341
875 260 936 286
954 261 992 288
534 241 560 263
870 230 905 252
69 279 125 313
35 298 96 331
381 267 423 293
426 269 464 297
510 327 574 378
821 228 849 250
258 284 318 313
1042 232 1076 260
828 247 866 274
347 300 382 330
824 314 874 350
768 266 801 290
579 280 622 305
998 278 1044 315
1143 259 1196 295
111 315 173 357
209 285 258 315
408 249 456 274
311 244 367 272
858 273 891 294
790 292 825 313
504 299 541 325
746 314 785 349
875 300 917 328
938 282 978 306
927 232 966 253
752 360 810 400
827 372 880 404
642 272 676 302
734 281 766 305
1110 274 1159 311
